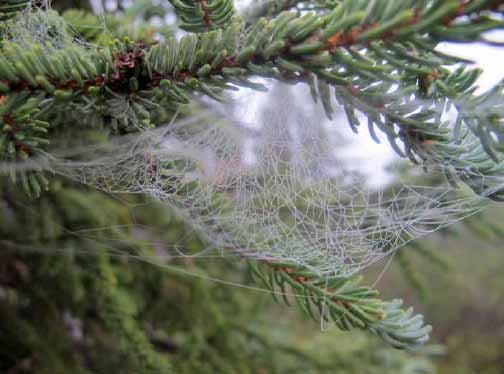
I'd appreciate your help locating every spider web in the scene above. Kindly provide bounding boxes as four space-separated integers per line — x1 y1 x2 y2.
2 2 502 278
49 81 493 277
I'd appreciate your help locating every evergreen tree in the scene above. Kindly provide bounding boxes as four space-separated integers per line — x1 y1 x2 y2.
1 0 503 372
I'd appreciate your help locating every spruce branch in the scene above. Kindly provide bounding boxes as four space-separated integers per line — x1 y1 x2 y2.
249 260 432 350
0 93 50 196
1 1 503 197
169 0 236 32
95 250 173 374
1 1 502 355
0 0 30 23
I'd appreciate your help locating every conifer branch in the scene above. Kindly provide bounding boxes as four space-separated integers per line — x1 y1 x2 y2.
249 260 432 350
169 0 236 32
95 250 173 373
1 1 503 354
0 0 30 23
0 93 50 196
1 1 503 197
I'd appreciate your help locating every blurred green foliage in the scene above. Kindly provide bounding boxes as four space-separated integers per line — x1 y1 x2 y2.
0 178 436 373
367 205 504 374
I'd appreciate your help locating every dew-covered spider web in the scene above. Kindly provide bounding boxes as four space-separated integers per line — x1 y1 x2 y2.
44 80 501 278
3 2 504 278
